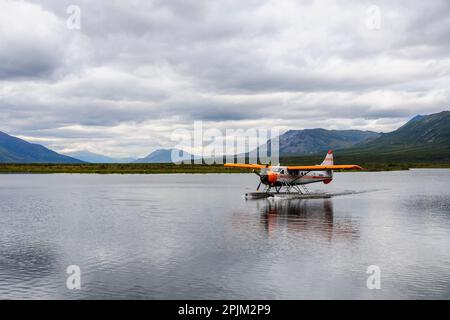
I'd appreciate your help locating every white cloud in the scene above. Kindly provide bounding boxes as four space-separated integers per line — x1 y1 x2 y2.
0 0 89 79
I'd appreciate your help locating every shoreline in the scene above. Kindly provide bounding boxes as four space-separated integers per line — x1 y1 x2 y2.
1 163 450 174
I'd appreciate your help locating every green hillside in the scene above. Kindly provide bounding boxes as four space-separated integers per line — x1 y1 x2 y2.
337 111 450 162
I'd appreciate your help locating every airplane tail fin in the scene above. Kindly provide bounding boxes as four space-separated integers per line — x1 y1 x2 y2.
321 150 334 166
321 150 333 184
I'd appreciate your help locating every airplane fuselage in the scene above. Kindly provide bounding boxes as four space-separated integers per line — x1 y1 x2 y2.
261 166 333 186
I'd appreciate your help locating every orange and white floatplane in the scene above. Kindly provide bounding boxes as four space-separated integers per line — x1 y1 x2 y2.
224 150 363 198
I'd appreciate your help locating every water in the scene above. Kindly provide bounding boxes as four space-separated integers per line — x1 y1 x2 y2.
0 170 449 299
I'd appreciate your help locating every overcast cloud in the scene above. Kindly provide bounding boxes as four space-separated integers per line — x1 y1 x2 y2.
0 0 449 157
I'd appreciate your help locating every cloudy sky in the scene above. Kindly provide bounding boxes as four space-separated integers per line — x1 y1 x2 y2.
1 0 449 157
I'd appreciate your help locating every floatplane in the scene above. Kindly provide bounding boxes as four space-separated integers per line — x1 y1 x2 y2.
224 150 363 198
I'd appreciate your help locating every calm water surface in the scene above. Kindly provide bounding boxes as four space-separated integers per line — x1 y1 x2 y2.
0 170 449 299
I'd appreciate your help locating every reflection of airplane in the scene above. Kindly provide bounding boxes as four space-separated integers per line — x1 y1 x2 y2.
225 150 362 193
230 199 359 242
262 199 332 238
260 199 358 241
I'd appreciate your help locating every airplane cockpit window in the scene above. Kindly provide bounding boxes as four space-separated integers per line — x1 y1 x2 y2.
272 168 285 174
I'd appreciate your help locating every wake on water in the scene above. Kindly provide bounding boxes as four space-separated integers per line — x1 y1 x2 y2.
269 188 386 201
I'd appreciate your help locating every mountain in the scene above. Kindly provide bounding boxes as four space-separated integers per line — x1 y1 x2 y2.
134 148 196 163
0 131 83 163
406 114 425 124
340 111 450 161
274 129 380 156
66 150 136 163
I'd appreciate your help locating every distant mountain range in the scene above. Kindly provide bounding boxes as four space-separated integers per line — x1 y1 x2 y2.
275 129 380 156
0 131 83 163
66 150 136 163
133 148 196 163
1 111 449 164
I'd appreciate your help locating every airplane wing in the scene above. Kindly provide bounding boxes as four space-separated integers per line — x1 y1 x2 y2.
224 163 269 169
224 163 363 170
286 165 363 170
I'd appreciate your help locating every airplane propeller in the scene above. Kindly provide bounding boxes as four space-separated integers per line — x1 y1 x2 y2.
255 161 271 191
